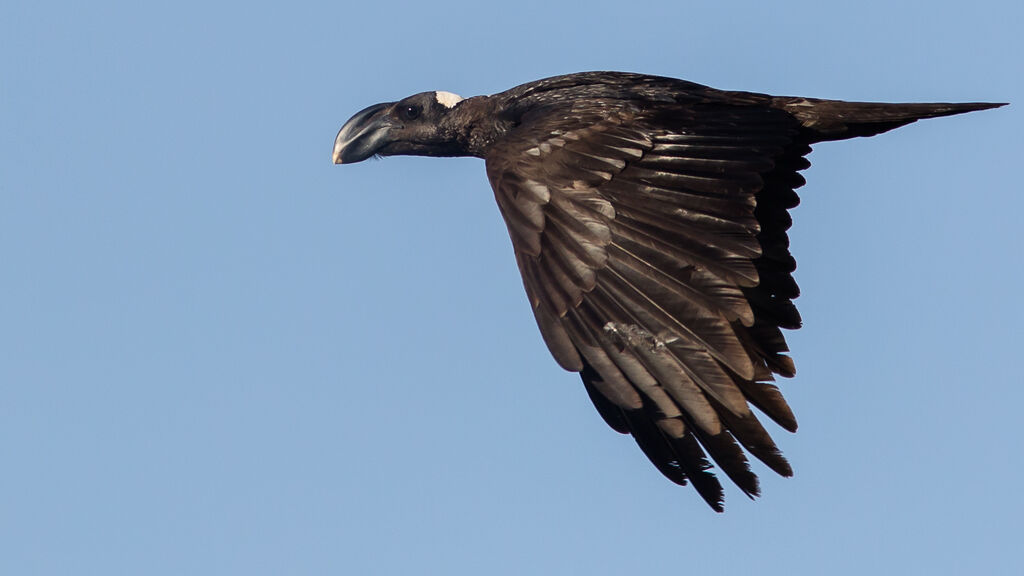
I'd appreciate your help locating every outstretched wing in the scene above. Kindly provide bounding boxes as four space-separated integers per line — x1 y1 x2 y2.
485 99 810 511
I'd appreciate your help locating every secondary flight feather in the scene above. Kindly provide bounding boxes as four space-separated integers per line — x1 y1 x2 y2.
332 71 1003 511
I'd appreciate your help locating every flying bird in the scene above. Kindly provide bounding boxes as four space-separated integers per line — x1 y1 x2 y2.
332 71 1003 511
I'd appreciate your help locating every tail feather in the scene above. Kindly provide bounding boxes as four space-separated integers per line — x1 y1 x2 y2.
773 98 1007 141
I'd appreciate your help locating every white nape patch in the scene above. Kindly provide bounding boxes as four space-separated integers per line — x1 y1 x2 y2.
434 91 464 108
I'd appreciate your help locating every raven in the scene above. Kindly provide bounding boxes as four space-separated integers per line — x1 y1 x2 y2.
332 71 1003 511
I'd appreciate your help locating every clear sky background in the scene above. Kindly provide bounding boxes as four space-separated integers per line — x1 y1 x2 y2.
2 1 1021 574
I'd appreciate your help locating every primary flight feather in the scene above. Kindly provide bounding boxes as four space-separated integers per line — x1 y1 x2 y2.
332 71 1003 511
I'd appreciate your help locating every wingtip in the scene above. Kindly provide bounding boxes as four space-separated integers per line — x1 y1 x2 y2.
698 481 726 513
701 492 726 513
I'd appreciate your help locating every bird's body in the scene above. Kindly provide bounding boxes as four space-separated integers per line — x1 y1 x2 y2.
333 72 1003 511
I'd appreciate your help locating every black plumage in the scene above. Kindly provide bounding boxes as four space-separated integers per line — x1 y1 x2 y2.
332 71 1003 511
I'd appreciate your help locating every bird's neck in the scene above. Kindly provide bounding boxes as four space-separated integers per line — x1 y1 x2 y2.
443 95 515 159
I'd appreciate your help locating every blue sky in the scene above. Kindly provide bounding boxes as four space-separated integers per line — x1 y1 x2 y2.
2 1 1021 574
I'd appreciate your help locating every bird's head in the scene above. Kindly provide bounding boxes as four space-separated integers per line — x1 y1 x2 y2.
332 90 469 164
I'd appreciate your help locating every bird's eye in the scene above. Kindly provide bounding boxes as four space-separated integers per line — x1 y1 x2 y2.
401 105 421 120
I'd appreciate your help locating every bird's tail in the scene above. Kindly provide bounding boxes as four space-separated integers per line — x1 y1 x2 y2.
772 97 1006 142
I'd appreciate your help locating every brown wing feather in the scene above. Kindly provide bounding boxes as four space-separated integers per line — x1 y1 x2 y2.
486 99 807 510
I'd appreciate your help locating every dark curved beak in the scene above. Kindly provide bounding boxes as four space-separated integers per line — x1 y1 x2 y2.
332 102 394 164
